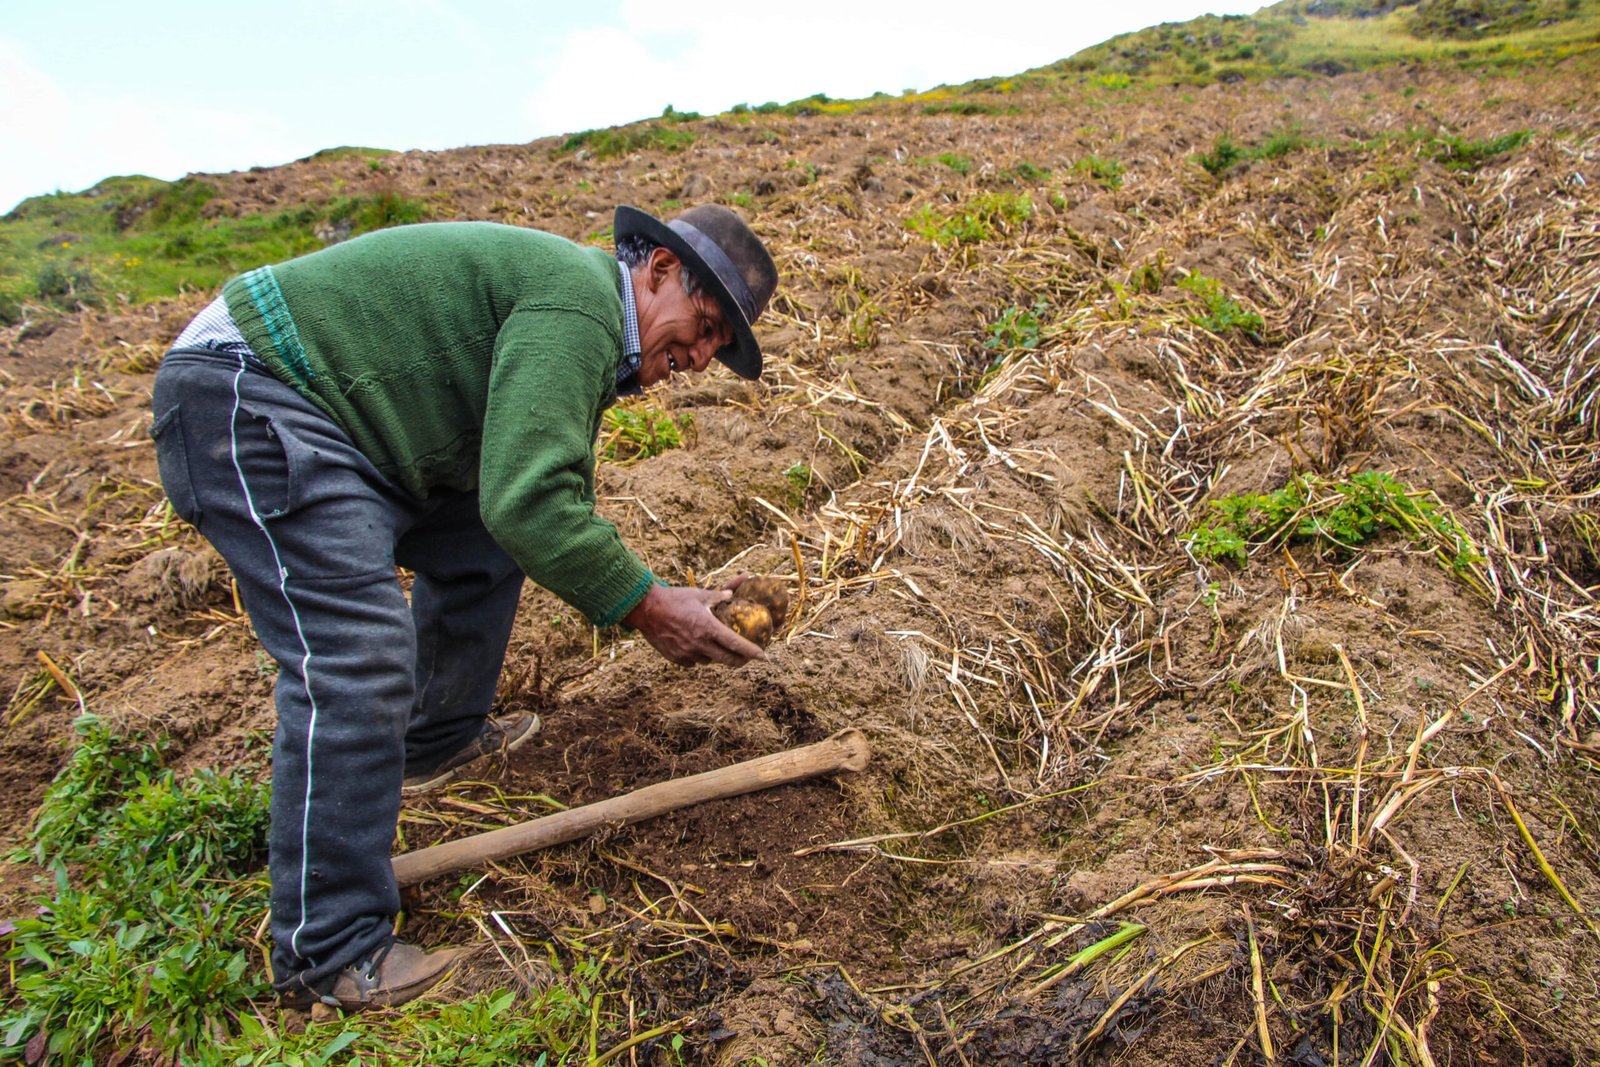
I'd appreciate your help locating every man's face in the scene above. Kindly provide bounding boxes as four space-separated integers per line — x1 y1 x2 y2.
633 249 735 389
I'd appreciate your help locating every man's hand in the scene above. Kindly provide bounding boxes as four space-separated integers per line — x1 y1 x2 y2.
624 582 765 667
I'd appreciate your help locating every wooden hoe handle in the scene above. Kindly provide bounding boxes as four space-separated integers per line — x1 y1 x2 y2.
392 728 871 888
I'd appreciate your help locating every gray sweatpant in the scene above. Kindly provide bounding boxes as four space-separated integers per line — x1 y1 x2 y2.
150 346 523 994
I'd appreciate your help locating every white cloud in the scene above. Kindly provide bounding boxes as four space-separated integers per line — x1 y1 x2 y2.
521 1 1262 140
0 37 309 212
521 27 681 136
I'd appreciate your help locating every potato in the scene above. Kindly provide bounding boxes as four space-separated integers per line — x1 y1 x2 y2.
735 576 789 623
713 598 774 647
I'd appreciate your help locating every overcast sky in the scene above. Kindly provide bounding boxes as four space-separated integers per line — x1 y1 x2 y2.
1 1 1262 214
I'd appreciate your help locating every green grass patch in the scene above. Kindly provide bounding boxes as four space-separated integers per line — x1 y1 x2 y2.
906 192 1033 247
600 400 694 463
299 146 396 164
1429 128 1533 169
1 715 271 1063
921 100 1018 116
1196 127 1305 179
1089 72 1133 89
221 976 608 1066
0 177 432 322
1072 154 1126 190
558 123 695 161
1 717 618 1065
1186 470 1484 579
1196 134 1246 177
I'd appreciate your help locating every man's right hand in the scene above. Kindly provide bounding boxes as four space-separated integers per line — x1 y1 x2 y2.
623 583 765 667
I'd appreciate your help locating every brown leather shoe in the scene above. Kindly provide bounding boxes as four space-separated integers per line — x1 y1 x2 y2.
401 712 540 796
285 941 469 1010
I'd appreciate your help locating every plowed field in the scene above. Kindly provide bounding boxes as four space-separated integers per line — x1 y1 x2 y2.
3 57 1599 1064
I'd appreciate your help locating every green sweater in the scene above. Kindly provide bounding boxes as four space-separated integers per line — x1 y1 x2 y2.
221 222 655 627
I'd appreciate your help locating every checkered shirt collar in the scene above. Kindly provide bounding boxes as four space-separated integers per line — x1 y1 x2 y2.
616 258 643 396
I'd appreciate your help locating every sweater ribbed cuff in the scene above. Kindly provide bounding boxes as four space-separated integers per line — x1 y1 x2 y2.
583 556 658 629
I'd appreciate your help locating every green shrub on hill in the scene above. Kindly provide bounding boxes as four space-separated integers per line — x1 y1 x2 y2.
1031 0 1599 87
1406 0 1583 39
0 178 432 323
558 124 695 160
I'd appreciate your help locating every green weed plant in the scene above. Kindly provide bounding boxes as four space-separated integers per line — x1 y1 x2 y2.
906 192 1033 246
1178 272 1264 336
1072 155 1126 189
600 402 694 463
784 462 815 510
1187 471 1484 582
1 716 616 1065
981 300 1048 386
984 301 1048 353
1 716 271 1063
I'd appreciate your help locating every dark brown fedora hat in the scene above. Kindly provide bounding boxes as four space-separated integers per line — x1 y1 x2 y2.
614 204 778 380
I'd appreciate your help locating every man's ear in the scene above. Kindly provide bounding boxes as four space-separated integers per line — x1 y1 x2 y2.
646 247 682 293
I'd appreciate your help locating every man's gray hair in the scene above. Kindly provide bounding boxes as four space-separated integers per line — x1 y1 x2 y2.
615 235 702 296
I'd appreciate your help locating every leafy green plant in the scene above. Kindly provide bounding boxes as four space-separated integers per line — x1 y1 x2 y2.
659 104 701 124
1072 154 1126 189
985 301 1048 352
1196 134 1244 176
1178 272 1264 336
1 715 272 1064
785 159 821 185
906 192 1033 246
936 153 974 175
847 296 883 350
784 462 815 510
1011 161 1052 182
1186 471 1484 581
600 402 694 463
1128 253 1168 294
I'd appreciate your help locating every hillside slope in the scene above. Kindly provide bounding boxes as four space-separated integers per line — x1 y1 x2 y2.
2 6 1599 1065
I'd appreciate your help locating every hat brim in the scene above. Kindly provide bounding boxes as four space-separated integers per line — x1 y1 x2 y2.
614 205 762 380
